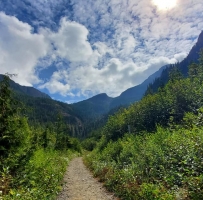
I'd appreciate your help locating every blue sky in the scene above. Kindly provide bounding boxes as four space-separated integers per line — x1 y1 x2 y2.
0 0 203 103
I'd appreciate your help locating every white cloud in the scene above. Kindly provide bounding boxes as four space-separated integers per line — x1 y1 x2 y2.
118 34 137 57
38 0 203 99
1 0 203 101
39 78 70 96
39 54 182 98
47 18 93 62
174 52 188 62
0 12 50 85
0 13 94 87
93 42 113 57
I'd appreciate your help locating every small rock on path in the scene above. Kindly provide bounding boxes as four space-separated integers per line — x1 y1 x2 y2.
57 157 118 200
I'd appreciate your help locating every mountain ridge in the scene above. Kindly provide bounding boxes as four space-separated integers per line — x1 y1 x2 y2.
109 65 168 108
0 74 51 99
146 30 203 93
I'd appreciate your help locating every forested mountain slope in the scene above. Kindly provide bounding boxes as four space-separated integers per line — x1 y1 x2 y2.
16 93 85 137
84 50 203 199
146 31 203 93
0 74 51 99
110 65 168 108
72 93 113 119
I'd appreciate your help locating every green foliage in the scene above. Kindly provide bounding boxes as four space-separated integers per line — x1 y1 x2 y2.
84 50 203 199
169 65 183 82
54 114 82 152
81 137 97 151
0 75 27 158
85 126 203 199
3 149 74 199
68 137 82 153
188 62 198 80
0 75 82 199
89 51 203 145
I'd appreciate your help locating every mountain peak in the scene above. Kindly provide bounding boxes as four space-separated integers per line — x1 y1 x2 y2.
89 93 111 101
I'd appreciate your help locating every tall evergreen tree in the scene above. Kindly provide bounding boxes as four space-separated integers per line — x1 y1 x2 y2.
0 75 19 157
0 74 29 161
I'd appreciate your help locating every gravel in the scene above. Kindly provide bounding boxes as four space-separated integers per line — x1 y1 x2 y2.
57 157 118 200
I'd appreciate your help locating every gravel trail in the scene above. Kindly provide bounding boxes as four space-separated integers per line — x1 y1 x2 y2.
57 157 118 200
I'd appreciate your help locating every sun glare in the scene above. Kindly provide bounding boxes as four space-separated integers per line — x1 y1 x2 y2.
152 0 177 10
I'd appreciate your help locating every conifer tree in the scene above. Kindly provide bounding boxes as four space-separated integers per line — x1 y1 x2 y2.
0 74 18 157
0 74 28 160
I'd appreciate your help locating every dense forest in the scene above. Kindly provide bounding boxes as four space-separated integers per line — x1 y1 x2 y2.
0 75 81 199
83 50 203 199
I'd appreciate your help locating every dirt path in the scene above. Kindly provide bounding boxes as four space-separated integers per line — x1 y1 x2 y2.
57 157 118 200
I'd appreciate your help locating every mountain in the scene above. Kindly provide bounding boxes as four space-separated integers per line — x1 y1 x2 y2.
20 95 83 136
73 31 203 117
180 31 203 76
71 65 167 118
109 65 168 108
72 93 113 120
111 31 203 107
69 66 168 125
0 74 51 99
0 74 85 137
147 31 203 93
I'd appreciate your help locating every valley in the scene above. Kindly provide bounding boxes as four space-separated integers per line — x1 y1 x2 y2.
1 31 203 200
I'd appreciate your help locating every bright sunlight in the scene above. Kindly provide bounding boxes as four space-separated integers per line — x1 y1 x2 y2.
152 0 177 10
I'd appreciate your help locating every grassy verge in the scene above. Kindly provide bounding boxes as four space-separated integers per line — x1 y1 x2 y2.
2 149 79 200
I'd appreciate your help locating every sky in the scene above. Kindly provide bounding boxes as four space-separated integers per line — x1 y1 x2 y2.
0 0 203 103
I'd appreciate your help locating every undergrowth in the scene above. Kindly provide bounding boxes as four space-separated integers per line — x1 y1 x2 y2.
1 149 79 200
84 126 203 199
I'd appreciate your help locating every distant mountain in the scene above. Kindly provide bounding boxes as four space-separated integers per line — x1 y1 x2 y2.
0 74 86 137
110 65 168 108
72 93 113 120
147 31 203 93
73 30 203 117
21 95 78 121
70 66 167 121
0 74 51 99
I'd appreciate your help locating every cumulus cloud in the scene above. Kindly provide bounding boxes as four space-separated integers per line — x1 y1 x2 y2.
39 78 70 96
47 18 93 62
0 13 93 86
1 0 203 101
38 0 203 99
0 12 50 85
39 54 184 98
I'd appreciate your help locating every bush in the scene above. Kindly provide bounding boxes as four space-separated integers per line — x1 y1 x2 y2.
3 149 72 199
85 126 203 199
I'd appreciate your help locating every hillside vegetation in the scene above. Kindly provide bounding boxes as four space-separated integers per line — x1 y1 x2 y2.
84 50 203 199
0 75 81 199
